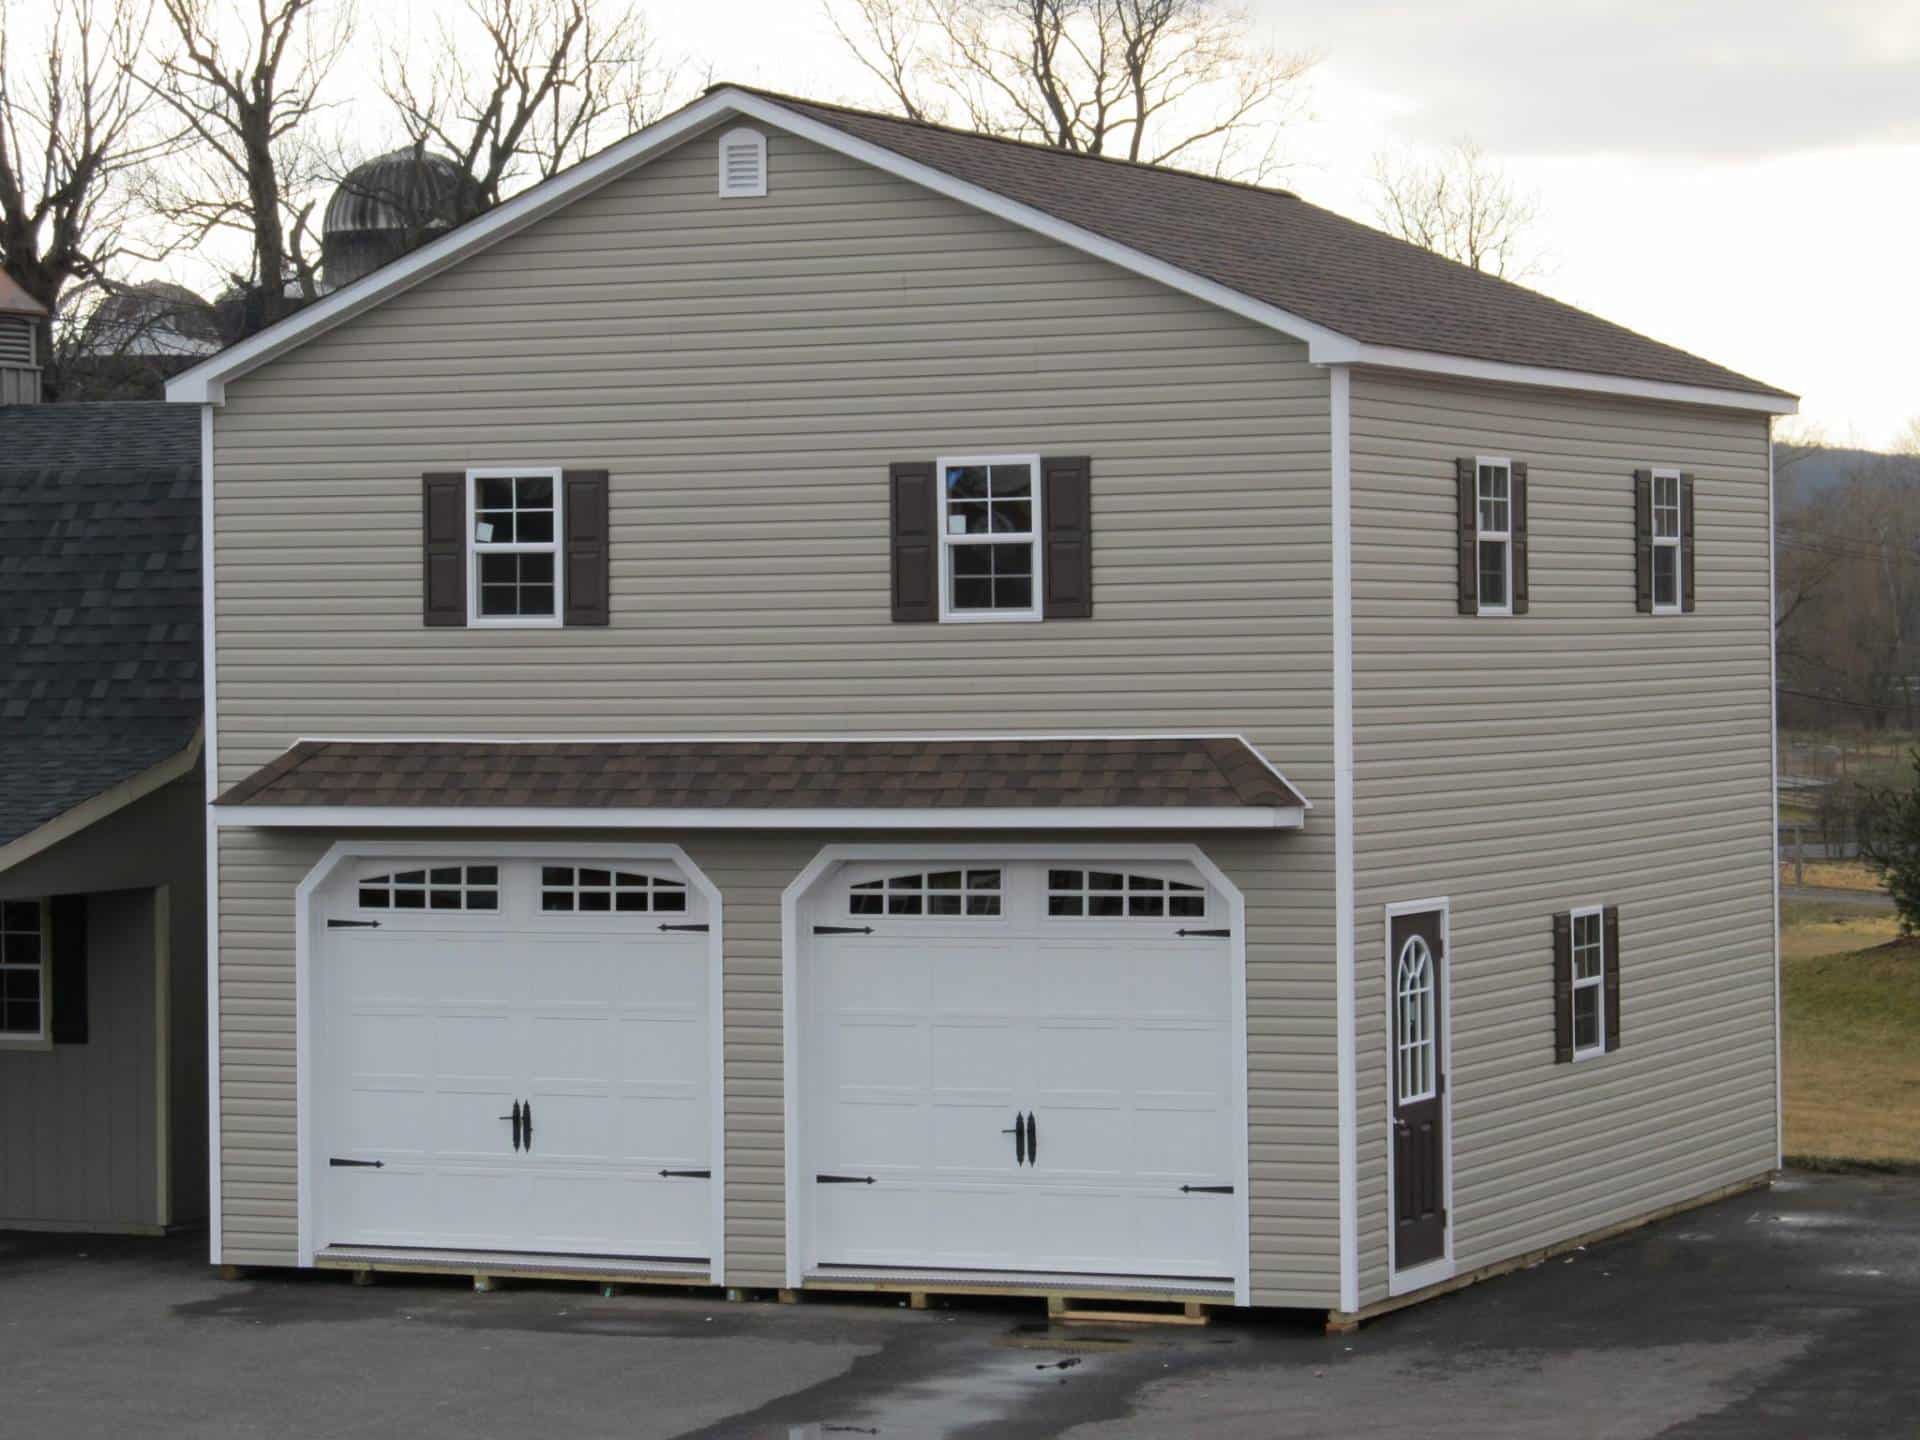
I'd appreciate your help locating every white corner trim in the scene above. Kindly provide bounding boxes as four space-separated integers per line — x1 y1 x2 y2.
162 87 1792 418
1384 896 1456 1299
216 804 1304 831
779 841 1253 1308
201 400 222 1265
1767 420 1783 1169
290 841 726 1281
1330 365 1359 1315
0 731 203 876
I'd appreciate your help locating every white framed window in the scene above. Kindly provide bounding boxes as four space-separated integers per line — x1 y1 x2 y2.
1651 468 1683 614
467 467 563 627
0 899 48 1042
1395 935 1437 1104
936 453 1043 622
541 866 689 914
358 865 500 913
1476 457 1512 615
848 869 1003 917
717 126 767 197
1570 905 1606 1059
1045 868 1206 919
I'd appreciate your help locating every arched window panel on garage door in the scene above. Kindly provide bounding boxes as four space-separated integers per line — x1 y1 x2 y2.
848 869 1003 917
1046 868 1206 919
358 865 499 912
540 865 689 914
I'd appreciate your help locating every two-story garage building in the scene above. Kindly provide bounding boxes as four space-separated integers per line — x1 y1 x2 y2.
169 85 1794 1325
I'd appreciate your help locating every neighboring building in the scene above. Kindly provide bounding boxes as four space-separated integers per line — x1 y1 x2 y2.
0 272 46 405
0 402 207 1235
167 87 1793 1324
322 147 477 292
66 282 224 401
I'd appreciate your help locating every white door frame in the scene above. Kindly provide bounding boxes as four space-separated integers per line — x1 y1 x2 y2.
293 839 727 1281
1384 895 1455 1297
780 841 1252 1306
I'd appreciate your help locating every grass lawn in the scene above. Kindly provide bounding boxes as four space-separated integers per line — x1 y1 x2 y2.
1779 858 1883 893
1780 899 1920 1166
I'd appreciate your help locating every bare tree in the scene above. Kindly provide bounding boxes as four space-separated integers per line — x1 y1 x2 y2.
379 0 687 220
146 0 354 329
1372 140 1543 280
0 0 165 328
825 0 1316 181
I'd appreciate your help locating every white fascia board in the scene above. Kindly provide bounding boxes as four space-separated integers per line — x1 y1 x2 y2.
1330 343 1798 415
215 804 1304 831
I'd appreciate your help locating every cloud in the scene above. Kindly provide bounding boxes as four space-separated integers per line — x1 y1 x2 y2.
1270 0 1920 156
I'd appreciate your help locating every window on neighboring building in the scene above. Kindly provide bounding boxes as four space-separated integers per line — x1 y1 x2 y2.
469 469 562 624
937 455 1042 621
1651 469 1683 613
1477 459 1512 614
0 900 47 1040
1570 906 1606 1059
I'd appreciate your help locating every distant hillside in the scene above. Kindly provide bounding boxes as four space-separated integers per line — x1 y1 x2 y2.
1778 445 1920 511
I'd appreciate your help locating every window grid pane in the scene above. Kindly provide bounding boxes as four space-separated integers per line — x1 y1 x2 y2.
1652 475 1681 538
1478 538 1509 608
1046 870 1205 919
943 459 1038 615
0 900 42 1036
849 869 1003 917
1653 544 1680 608
1395 938 1436 1104
540 867 690 914
360 867 499 912
1477 465 1510 534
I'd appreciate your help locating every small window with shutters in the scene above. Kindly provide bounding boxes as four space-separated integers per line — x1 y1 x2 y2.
1636 467 1695 615
1456 455 1529 616
1552 904 1621 1063
0 899 47 1045
890 453 1092 623
422 468 609 628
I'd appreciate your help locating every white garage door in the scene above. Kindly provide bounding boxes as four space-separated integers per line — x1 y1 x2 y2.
803 859 1239 1282
315 857 715 1263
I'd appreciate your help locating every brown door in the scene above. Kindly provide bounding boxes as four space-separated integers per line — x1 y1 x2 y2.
1391 907 1447 1270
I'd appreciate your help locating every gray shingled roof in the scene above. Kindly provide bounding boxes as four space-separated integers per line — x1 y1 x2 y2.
217 738 1304 813
743 88 1789 400
0 403 202 849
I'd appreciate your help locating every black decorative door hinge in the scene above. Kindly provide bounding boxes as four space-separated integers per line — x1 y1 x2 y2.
658 923 710 933
659 1168 712 1179
1180 1184 1234 1194
329 1157 385 1169
327 919 381 929
813 925 875 936
816 1173 877 1185
1177 928 1231 939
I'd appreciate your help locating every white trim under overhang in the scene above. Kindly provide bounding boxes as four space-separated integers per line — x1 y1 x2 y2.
164 89 1797 418
215 803 1305 831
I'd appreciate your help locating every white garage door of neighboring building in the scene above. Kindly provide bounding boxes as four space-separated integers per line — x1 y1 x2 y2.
313 856 716 1264
801 858 1240 1284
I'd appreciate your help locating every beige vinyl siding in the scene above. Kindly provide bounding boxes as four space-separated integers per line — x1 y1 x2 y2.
1347 370 1775 1306
207 129 1340 1302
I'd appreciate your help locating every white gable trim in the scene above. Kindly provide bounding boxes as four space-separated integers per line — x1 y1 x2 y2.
164 88 1795 416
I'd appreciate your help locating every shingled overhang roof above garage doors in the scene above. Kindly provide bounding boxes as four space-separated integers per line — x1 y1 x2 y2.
212 737 1308 830
165 85 1795 414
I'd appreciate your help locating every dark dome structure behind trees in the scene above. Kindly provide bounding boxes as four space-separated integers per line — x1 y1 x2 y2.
322 147 479 292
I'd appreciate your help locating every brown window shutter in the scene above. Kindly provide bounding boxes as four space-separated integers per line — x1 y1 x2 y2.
1041 455 1092 620
49 895 87 1045
1633 469 1654 613
1510 460 1530 615
1456 457 1478 615
563 470 611 626
422 472 468 627
890 461 937 622
1551 911 1573 1064
1680 473 1697 613
1603 904 1623 1052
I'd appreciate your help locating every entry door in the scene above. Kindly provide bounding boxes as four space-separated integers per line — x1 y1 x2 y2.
1390 907 1447 1270
805 861 1238 1281
315 858 713 1262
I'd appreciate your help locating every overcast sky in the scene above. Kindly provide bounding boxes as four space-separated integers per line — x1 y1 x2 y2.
171 0 1920 446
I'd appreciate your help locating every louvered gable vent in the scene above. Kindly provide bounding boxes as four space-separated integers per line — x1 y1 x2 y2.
0 315 35 367
717 127 767 198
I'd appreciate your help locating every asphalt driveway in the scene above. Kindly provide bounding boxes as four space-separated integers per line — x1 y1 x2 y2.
3 1170 1914 1439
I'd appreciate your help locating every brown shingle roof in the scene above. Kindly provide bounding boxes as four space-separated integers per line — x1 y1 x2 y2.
737 86 1790 401
216 737 1305 813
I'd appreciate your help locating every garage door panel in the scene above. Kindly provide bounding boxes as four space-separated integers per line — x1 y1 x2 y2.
815 1184 925 1264
836 1017 927 1089
317 856 715 1264
827 1099 926 1170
